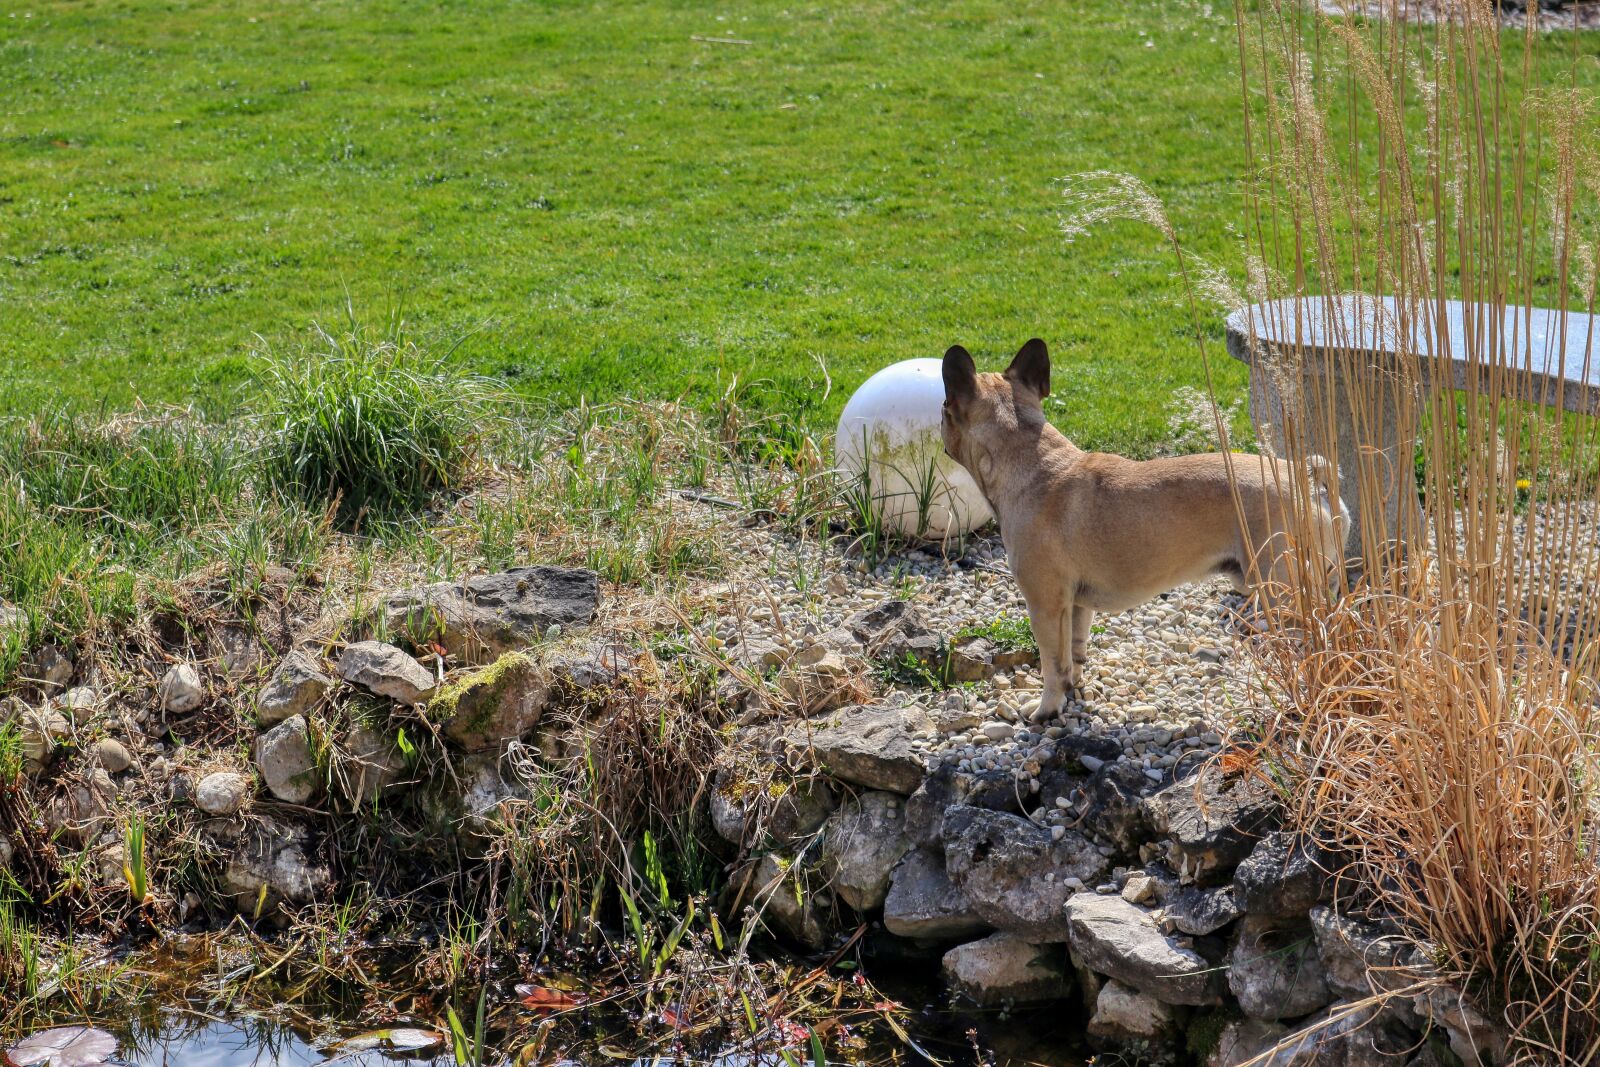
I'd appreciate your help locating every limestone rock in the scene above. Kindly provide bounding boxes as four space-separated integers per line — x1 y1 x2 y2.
257 651 332 726
195 771 251 816
17 705 69 774
944 635 1038 683
1228 915 1334 1021
1208 1019 1292 1067
789 703 931 795
27 643 74 693
776 645 863 713
338 641 437 705
748 852 836 951
882 848 989 941
819 790 912 912
255 715 320 804
1144 764 1280 885
339 722 406 806
1233 831 1334 919
1414 986 1507 1066
433 653 551 752
46 769 115 845
711 772 837 850
1063 892 1225 1006
1309 906 1415 1003
158 664 204 714
1087 980 1188 1065
1256 1002 1421 1065
219 816 331 920
844 600 941 666
904 760 1025 848
383 565 599 665
941 932 1070 1006
89 738 132 774
942 805 1108 942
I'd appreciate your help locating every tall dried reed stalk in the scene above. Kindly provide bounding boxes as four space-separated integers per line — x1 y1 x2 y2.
1219 0 1600 1059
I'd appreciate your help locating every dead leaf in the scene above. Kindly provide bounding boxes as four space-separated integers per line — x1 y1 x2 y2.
515 983 584 1013
332 1028 444 1054
6 1027 118 1067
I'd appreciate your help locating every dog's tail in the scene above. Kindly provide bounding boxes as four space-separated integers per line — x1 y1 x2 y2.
1307 454 1350 547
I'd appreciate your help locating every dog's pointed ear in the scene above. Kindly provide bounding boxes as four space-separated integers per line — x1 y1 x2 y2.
1004 338 1050 399
942 344 978 406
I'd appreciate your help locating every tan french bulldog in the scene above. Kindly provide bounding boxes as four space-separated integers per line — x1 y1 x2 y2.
940 338 1347 714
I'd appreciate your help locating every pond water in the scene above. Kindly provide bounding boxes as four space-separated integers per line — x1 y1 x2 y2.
87 987 1088 1067
118 1013 453 1067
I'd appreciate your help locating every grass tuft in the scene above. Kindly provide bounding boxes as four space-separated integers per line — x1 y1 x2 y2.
254 314 504 524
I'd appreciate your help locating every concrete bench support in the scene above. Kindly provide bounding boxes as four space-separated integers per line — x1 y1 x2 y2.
1225 296 1600 566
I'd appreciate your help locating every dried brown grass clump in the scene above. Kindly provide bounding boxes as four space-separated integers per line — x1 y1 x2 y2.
1063 0 1600 1057
1224 0 1600 1059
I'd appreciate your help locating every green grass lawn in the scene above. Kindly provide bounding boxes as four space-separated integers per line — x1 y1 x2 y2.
2 0 1596 454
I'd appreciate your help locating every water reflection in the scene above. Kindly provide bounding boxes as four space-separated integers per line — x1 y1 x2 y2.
118 1011 452 1067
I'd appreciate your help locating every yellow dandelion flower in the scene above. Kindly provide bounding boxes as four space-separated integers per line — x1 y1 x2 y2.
1516 478 1532 491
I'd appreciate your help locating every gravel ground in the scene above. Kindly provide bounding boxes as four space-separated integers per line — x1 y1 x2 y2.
704 524 1250 796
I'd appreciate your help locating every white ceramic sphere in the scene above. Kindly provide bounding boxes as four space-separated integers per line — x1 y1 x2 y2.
834 358 994 540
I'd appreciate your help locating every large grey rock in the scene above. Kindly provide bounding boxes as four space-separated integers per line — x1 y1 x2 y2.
194 771 251 816
255 715 320 804
789 703 931 795
1147 864 1243 936
941 932 1070 1006
383 565 599 665
46 769 115 845
422 753 524 840
843 600 942 666
1208 1019 1292 1067
433 653 551 752
904 760 1024 847
776 644 863 713
15 703 68 774
1233 831 1334 918
257 651 332 726
1249 1002 1421 1065
711 771 837 850
219 816 331 920
1413 986 1507 1066
1063 892 1225 1006
338 641 436 705
942 806 1108 942
748 852 836 951
1228 915 1334 1021
1308 906 1416 1002
1087 980 1188 1065
339 722 406 806
818 790 912 911
882 848 989 941
158 663 204 713
1144 764 1280 885
944 635 1038 683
